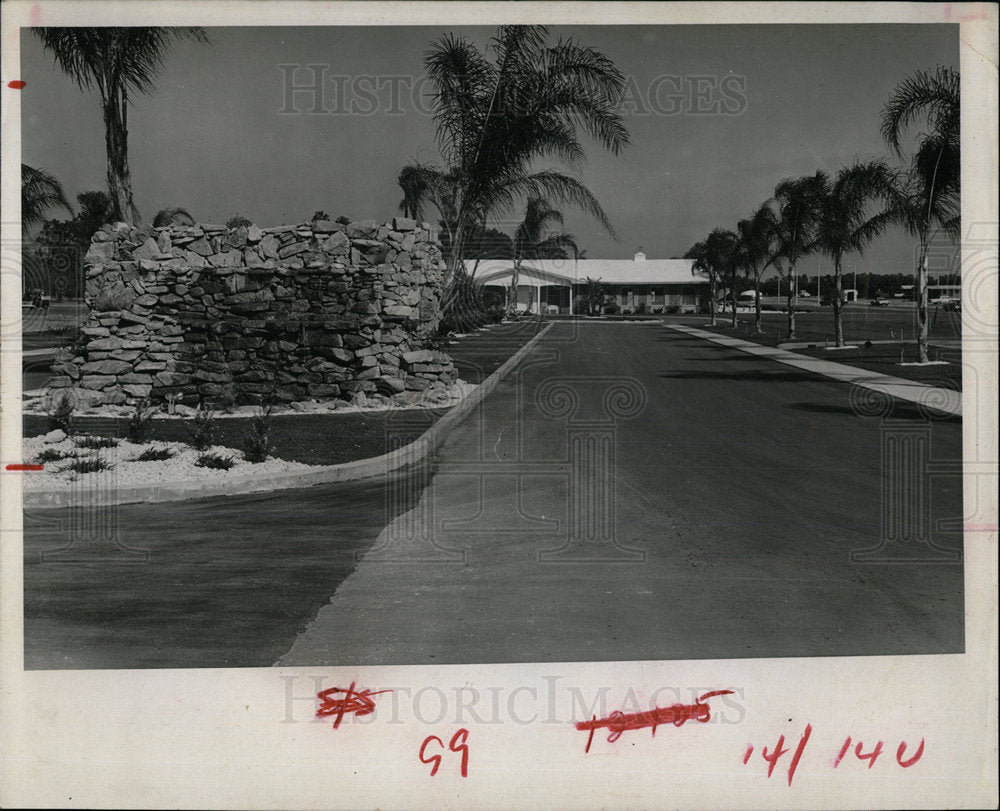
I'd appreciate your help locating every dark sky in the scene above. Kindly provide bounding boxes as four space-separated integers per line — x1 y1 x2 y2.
20 24 958 275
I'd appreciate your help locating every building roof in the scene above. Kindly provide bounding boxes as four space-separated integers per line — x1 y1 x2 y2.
471 257 704 286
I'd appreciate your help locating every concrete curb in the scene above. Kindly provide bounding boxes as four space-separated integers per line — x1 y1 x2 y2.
23 323 555 508
665 322 962 417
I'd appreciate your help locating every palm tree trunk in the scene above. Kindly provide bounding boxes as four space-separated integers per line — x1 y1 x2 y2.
786 263 796 339
833 257 845 347
916 234 930 363
103 89 140 225
709 272 717 326
729 270 738 329
753 270 762 333
507 260 521 318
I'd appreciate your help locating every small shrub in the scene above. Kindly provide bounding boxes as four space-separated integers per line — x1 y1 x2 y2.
135 446 175 462
665 304 681 314
48 392 75 435
66 454 113 474
34 447 72 463
127 398 157 444
153 207 196 228
335 215 351 226
195 452 235 470
635 301 648 315
226 213 253 229
74 434 119 449
189 407 218 450
311 210 330 222
242 404 273 463
603 301 621 315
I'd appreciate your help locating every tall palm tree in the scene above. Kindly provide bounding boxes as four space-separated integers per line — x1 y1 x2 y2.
814 161 896 346
508 197 578 316
736 202 778 334
34 27 209 225
21 164 73 232
772 172 826 338
881 66 960 363
398 25 629 314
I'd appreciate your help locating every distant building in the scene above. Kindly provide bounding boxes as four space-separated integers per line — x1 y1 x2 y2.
471 251 707 315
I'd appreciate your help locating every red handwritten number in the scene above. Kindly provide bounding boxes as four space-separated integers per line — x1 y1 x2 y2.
833 736 852 768
449 728 470 777
854 739 884 769
419 736 444 776
896 738 925 768
761 735 789 778
316 682 390 729
420 729 470 778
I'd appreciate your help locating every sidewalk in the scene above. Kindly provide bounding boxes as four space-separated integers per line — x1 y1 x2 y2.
665 322 962 417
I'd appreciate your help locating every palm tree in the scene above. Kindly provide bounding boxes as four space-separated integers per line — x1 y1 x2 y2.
881 66 960 363
735 203 778 334
684 240 716 325
398 26 629 314
702 228 740 328
21 164 73 232
772 172 827 338
33 27 208 225
814 161 896 346
508 198 578 317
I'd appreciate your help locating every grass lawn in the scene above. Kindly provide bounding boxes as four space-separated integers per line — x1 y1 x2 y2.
22 319 547 465
665 305 963 389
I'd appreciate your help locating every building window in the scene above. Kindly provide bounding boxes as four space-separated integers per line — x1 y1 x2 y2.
652 288 664 305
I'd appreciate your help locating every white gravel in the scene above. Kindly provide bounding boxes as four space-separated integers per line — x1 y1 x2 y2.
21 381 479 493
21 435 318 491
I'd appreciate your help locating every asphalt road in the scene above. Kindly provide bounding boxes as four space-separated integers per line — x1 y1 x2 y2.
279 322 964 665
23 322 964 668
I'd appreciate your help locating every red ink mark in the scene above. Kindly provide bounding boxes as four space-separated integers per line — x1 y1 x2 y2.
854 739 884 769
6 463 43 471
419 735 444 776
747 725 811 785
7 80 27 90
315 682 390 729
575 689 734 751
761 734 789 778
896 738 924 768
449 728 470 777
833 736 852 768
787 724 812 786
420 729 470 777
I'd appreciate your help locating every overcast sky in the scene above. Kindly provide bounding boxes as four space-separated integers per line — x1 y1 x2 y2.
20 24 958 275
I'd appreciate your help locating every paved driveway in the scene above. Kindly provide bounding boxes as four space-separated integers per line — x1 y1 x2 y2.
23 322 964 668
279 322 964 665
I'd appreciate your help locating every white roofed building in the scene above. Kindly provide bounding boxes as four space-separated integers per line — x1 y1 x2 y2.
470 251 708 315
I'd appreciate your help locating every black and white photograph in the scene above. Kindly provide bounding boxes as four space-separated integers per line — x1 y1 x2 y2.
1 2 996 809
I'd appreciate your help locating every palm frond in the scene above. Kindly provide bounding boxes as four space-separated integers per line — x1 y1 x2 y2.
880 65 959 155
21 163 73 228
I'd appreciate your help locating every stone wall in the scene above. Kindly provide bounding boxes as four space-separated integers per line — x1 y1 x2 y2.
47 217 459 408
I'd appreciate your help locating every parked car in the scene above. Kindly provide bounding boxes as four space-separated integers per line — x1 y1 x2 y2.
870 297 890 307
933 296 960 311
